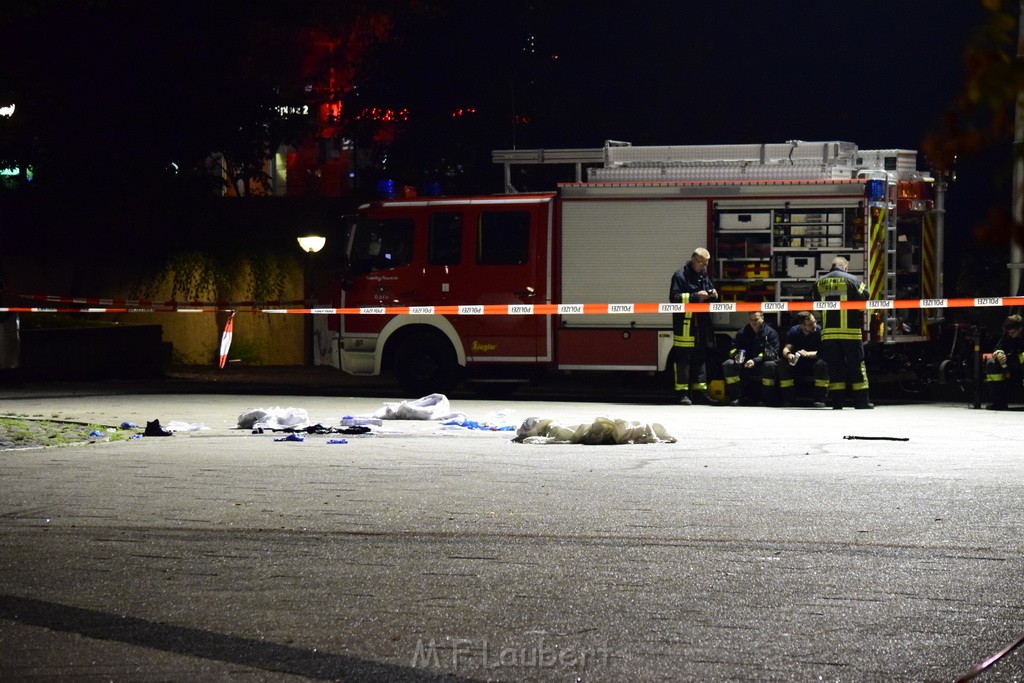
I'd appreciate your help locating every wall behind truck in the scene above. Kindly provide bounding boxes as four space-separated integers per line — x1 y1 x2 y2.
1 195 323 370
117 258 305 366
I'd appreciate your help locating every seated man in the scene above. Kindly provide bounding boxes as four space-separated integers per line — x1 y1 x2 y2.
985 314 1024 410
763 311 829 407
722 311 780 405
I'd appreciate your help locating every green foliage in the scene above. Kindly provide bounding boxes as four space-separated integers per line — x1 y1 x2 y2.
223 337 264 365
135 250 293 304
156 251 234 303
247 252 290 303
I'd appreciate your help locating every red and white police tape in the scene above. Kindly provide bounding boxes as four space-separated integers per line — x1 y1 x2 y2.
3 296 1024 315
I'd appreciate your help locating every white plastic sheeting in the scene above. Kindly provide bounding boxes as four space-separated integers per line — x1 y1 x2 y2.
513 417 677 445
237 407 310 430
372 394 465 422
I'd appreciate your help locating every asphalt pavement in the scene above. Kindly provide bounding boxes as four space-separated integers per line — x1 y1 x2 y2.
0 374 1022 682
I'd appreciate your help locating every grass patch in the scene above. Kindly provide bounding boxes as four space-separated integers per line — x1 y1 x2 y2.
0 418 135 450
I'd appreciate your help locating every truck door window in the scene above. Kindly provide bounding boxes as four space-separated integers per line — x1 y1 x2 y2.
477 211 530 265
428 212 463 265
349 218 414 274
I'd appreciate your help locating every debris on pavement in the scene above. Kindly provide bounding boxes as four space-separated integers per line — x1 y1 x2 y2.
341 416 383 427
143 419 173 437
440 408 517 432
372 394 465 421
237 407 310 430
273 433 304 442
254 423 372 436
513 416 677 445
843 435 910 441
441 417 516 431
164 421 209 433
87 429 111 442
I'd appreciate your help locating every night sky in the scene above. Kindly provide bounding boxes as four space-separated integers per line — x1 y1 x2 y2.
377 0 1005 288
0 1 1010 293
387 2 987 147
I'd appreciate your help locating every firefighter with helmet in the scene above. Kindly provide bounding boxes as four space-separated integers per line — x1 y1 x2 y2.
669 247 718 405
813 256 873 409
984 314 1024 410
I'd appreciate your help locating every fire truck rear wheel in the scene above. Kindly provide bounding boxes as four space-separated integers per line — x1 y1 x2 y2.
392 333 459 395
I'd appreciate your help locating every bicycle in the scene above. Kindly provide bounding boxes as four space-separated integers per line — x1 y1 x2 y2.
890 322 986 400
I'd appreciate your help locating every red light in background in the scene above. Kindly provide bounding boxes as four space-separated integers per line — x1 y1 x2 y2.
355 107 409 122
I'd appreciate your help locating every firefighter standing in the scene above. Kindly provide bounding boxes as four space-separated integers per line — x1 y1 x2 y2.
669 248 717 405
984 314 1023 411
813 256 873 409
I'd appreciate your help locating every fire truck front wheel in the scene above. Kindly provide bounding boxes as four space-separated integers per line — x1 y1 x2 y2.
391 332 460 396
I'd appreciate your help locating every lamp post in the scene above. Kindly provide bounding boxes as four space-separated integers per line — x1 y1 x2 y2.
296 235 326 365
296 235 326 254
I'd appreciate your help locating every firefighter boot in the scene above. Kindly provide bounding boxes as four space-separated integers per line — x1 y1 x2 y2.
830 388 846 410
986 381 1009 410
852 386 874 409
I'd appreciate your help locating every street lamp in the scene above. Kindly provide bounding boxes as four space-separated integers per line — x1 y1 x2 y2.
296 235 326 253
296 235 326 365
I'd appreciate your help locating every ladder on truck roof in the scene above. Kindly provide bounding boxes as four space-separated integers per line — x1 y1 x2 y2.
491 147 605 193
493 140 924 186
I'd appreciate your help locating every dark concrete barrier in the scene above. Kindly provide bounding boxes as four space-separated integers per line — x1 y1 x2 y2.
19 325 172 380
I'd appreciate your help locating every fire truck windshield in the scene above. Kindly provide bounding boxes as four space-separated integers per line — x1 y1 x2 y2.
348 218 415 274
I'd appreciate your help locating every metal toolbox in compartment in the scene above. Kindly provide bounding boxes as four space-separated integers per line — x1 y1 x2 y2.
785 256 816 278
780 281 815 300
787 212 843 224
720 212 770 231
819 252 865 271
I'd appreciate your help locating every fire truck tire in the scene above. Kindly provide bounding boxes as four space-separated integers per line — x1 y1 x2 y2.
392 332 459 395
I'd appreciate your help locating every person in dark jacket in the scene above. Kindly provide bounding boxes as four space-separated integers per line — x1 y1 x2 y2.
669 248 718 405
813 256 872 409
762 310 829 407
722 311 780 405
985 314 1024 410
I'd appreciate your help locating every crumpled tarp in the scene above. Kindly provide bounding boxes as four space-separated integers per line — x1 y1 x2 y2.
237 406 310 430
372 394 465 421
512 416 677 445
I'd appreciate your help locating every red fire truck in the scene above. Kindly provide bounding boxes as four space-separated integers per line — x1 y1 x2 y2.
320 140 943 394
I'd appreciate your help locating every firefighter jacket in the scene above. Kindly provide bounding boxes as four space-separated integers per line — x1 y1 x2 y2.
784 323 822 355
669 262 717 348
813 269 868 341
728 323 780 363
993 330 1024 368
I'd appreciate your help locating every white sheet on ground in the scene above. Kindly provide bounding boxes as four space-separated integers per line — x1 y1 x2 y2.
237 407 310 430
165 421 209 432
512 416 677 445
372 394 465 421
